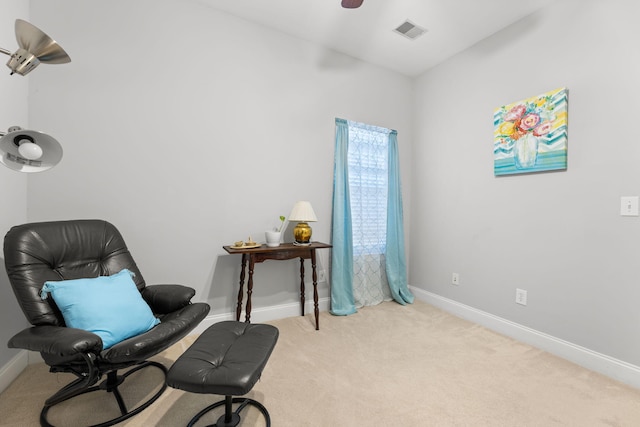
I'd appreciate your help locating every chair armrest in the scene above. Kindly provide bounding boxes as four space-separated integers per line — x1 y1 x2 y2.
142 284 196 314
8 325 103 356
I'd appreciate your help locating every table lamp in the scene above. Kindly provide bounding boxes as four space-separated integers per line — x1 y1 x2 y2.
288 201 318 245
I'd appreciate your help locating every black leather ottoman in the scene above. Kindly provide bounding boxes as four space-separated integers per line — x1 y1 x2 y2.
167 321 279 427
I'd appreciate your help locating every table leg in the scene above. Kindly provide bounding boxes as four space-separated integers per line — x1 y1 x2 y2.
299 258 305 317
245 255 255 323
311 249 319 330
236 254 247 322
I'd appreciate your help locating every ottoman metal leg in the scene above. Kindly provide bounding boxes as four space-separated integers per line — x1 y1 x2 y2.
187 396 270 427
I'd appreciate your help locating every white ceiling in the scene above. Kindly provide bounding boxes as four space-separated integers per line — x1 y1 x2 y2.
197 0 555 77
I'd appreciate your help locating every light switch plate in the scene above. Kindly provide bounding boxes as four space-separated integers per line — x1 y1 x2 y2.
620 196 639 216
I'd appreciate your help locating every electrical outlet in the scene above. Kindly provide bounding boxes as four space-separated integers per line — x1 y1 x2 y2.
452 273 460 285
516 288 527 306
318 270 326 282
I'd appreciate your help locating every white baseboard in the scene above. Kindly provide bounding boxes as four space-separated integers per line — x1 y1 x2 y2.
190 296 331 335
410 286 640 390
0 350 28 394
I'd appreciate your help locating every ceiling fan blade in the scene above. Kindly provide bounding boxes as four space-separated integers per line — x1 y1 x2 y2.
342 0 364 9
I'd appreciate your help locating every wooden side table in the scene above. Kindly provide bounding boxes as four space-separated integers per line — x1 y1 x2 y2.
223 242 332 330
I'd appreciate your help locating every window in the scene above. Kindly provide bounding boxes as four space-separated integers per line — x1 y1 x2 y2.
345 120 393 306
331 117 413 314
347 121 390 256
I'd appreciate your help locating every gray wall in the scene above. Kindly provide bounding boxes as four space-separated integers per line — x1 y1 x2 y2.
411 0 640 367
23 0 413 315
0 0 30 371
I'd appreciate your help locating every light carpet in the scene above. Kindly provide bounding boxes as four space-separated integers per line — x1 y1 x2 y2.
1 300 639 426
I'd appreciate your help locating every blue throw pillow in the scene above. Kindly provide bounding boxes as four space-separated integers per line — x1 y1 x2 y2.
41 269 160 349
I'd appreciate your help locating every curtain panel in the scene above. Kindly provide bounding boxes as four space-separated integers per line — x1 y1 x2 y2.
385 130 414 305
330 119 413 315
330 118 357 315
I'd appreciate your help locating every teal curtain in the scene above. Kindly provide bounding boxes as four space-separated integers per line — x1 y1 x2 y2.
385 130 414 305
330 118 356 315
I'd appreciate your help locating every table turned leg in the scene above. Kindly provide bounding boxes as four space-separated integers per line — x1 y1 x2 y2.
299 258 305 317
236 254 247 322
310 249 320 330
245 256 255 323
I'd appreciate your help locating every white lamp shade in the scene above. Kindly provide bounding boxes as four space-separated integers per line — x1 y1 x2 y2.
288 201 318 222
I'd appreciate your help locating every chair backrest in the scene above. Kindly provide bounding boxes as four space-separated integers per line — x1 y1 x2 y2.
3 219 145 327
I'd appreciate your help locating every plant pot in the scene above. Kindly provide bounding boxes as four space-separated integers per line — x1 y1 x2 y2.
265 231 281 247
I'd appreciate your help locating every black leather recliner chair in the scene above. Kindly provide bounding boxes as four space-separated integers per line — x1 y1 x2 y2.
3 219 211 427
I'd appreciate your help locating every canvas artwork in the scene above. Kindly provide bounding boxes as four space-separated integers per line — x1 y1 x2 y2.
493 87 568 176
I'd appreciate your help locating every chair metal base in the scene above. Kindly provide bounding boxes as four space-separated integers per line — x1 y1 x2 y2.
40 361 167 427
187 396 271 427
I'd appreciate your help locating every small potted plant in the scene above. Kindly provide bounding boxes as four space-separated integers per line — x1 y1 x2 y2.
265 215 285 247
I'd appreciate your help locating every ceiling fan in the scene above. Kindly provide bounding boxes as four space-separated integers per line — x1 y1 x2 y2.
342 0 364 9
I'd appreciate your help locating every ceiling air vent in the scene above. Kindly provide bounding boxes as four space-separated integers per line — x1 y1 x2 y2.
393 20 427 40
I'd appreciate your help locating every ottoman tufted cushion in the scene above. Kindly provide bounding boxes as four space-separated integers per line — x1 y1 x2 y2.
167 321 279 397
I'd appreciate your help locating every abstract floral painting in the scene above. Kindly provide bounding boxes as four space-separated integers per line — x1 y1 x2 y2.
494 88 568 176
